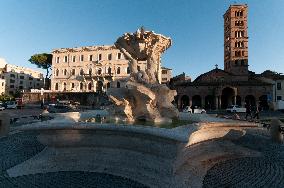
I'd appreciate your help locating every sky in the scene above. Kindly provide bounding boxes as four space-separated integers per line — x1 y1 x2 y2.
0 0 284 79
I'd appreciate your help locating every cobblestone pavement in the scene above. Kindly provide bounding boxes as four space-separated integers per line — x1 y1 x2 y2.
0 132 148 188
203 130 284 188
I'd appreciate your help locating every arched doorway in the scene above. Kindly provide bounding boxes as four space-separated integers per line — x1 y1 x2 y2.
221 87 235 109
96 81 103 93
80 82 84 90
192 95 201 108
205 95 214 110
180 95 189 109
245 95 256 107
236 95 242 106
259 95 269 110
106 82 111 89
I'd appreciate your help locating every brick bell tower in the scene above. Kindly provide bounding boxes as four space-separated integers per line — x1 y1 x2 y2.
223 4 249 76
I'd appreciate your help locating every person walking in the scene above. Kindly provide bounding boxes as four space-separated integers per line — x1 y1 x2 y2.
253 105 260 120
245 103 252 120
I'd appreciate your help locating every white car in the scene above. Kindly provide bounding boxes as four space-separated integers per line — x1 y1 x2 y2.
0 105 5 111
5 101 17 109
226 105 246 113
183 106 206 114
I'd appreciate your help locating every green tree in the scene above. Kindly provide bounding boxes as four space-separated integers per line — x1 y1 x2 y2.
28 53 52 79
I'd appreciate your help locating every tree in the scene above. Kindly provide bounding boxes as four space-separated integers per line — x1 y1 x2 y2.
29 53 52 79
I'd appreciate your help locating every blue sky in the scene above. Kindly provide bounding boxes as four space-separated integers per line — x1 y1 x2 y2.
0 0 283 79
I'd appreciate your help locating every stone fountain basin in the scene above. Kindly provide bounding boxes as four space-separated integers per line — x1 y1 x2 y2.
7 120 261 188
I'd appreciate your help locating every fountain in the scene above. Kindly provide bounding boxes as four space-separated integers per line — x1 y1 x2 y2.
107 27 179 123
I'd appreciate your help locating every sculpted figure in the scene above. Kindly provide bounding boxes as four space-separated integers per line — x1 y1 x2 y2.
115 27 171 84
107 28 178 123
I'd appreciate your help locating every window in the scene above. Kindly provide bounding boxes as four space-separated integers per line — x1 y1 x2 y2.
64 56 68 62
108 53 112 60
29 77 33 80
80 69 84 75
64 69 67 76
10 74 15 78
117 67 121 74
71 83 75 89
162 78 167 81
56 69 59 76
56 57 60 63
108 67 112 74
10 79 15 83
277 96 282 101
19 86 23 90
98 68 102 75
98 54 102 61
137 66 140 71
10 85 14 88
72 56 76 62
89 68 92 75
71 69 75 76
80 83 83 90
55 83 59 90
19 81 23 84
127 67 130 74
89 55 93 61
63 82 67 91
277 82 282 90
162 70 167 74
88 83 92 90
117 53 122 60
117 81 120 88
80 55 84 62
20 76 24 79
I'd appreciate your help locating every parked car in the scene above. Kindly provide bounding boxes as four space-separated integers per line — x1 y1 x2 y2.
226 105 246 113
47 104 74 113
5 101 17 109
183 106 206 114
0 104 5 111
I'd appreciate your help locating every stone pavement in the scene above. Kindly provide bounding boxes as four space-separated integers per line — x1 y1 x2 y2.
0 132 148 188
203 129 284 188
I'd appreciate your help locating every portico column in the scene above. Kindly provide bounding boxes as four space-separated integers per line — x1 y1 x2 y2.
234 95 237 105
201 97 205 108
218 96 222 109
215 96 219 109
189 98 192 107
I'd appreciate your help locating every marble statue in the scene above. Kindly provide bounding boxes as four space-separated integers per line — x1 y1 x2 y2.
107 27 178 123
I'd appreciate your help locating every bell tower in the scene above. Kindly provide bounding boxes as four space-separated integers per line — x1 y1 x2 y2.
224 4 248 76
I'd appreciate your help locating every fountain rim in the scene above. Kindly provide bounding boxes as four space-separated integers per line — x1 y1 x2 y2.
19 122 191 143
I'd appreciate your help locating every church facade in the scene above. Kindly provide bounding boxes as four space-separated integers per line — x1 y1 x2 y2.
171 4 273 110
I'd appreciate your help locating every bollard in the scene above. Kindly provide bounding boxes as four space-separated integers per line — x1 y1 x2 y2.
0 112 10 137
270 119 283 144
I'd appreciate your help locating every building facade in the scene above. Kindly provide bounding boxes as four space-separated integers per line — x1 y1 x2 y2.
161 67 172 84
0 58 44 95
51 45 172 92
0 78 5 95
171 4 274 110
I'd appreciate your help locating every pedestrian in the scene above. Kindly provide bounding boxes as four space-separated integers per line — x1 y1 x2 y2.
245 103 252 120
253 105 260 120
